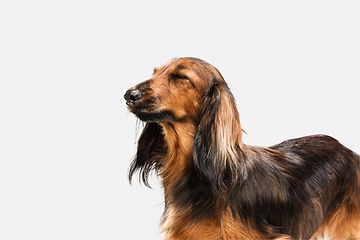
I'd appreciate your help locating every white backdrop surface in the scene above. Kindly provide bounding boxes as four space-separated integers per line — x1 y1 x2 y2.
1 1 359 239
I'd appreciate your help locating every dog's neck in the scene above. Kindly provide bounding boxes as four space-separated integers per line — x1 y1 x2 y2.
159 120 197 188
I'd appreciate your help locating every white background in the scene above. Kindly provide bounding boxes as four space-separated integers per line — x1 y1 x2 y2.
1 1 359 239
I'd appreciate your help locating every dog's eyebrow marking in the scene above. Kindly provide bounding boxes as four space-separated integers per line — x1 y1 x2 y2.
175 64 186 71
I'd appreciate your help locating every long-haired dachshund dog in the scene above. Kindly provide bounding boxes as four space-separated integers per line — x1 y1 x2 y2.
124 57 360 240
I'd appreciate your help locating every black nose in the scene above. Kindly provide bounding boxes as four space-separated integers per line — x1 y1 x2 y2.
124 89 142 107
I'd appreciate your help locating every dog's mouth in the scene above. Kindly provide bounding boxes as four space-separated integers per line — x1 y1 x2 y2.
125 98 174 123
128 103 175 122
132 108 175 122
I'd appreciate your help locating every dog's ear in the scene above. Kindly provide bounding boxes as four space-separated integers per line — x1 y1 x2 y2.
128 122 165 187
193 80 244 190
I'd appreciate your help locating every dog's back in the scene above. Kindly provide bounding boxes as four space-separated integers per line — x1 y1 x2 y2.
271 135 360 239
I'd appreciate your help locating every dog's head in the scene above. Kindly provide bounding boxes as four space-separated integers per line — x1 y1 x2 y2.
125 57 243 188
124 57 219 123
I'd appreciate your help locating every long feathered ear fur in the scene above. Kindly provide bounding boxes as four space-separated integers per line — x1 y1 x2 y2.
128 122 165 187
193 78 244 190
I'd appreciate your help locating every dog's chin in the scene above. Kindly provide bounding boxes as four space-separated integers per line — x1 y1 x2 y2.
133 109 175 123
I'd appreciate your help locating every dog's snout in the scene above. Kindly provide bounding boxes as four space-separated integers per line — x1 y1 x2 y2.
124 89 142 106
